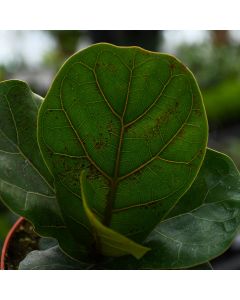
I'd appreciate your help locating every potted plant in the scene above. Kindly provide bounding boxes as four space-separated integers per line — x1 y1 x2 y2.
1 43 240 270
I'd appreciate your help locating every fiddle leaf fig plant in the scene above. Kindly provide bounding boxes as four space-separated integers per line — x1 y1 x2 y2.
0 43 240 270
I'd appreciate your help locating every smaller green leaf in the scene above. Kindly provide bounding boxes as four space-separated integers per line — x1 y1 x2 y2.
100 149 240 269
38 237 58 250
19 245 91 270
80 171 150 259
0 80 88 260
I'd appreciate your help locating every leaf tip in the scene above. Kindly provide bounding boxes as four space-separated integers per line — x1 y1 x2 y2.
133 245 151 260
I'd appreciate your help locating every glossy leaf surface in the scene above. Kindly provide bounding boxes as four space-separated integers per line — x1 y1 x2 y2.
38 43 208 252
101 149 240 269
19 245 91 270
0 80 84 258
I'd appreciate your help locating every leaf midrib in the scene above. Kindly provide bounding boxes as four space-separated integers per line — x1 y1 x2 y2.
102 52 136 226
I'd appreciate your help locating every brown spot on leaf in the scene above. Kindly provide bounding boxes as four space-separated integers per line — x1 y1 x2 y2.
107 120 118 136
94 140 105 150
87 163 100 179
108 64 116 72
170 63 176 70
178 126 185 138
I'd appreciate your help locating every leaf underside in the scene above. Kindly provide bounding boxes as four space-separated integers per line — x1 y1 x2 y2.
38 43 208 255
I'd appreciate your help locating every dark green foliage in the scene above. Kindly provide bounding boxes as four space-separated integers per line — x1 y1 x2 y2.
0 43 240 269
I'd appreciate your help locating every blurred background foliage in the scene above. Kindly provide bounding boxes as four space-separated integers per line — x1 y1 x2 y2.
1 30 240 268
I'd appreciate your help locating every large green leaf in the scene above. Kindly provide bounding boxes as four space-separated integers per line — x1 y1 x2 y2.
38 43 208 255
101 149 240 269
0 80 86 259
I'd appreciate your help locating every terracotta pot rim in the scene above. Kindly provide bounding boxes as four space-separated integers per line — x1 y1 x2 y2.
1 217 25 270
